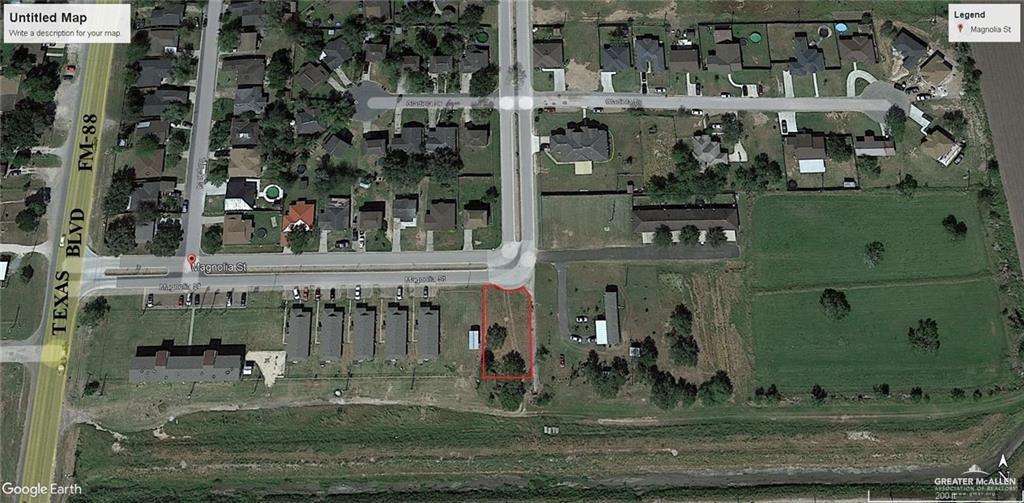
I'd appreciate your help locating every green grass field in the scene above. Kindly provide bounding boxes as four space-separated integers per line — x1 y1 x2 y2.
1 363 28 482
1 253 48 340
539 194 634 249
749 193 989 290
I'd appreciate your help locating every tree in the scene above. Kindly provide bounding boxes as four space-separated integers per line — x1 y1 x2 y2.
884 105 907 139
15 204 44 233
458 3 485 35
669 334 700 366
951 387 966 400
706 227 727 248
2 45 38 78
698 370 733 405
811 384 828 401
103 167 136 217
908 318 940 352
21 61 61 103
582 351 629 399
910 386 925 402
486 323 508 350
0 100 55 163
941 214 968 240
855 155 881 176
895 174 918 197
942 110 967 137
126 30 150 64
424 147 463 186
720 112 743 145
649 141 728 203
134 133 161 157
819 288 851 320
104 215 137 256
202 224 223 254
678 225 700 245
873 383 890 396
469 64 500 97
206 159 229 186
650 369 696 410
754 384 782 402
653 225 673 247
285 226 317 254
148 219 183 256
314 157 363 193
170 52 198 83
669 304 694 335
135 200 161 223
734 153 783 191
863 241 885 268
78 297 110 328
219 16 242 52
266 49 293 91
826 134 853 162
19 263 34 282
633 336 659 383
161 101 192 123
166 129 189 159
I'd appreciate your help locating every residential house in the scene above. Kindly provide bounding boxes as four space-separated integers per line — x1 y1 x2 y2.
281 199 316 246
128 178 175 212
363 0 390 19
320 37 355 70
785 132 827 173
294 62 329 93
425 124 459 152
353 303 377 361
225 0 266 29
790 33 825 76
460 45 490 73
364 41 388 63
228 147 262 178
224 178 258 211
390 122 426 153
394 196 418 229
238 32 261 53
363 130 389 154
222 56 267 87
286 304 313 362
705 41 742 72
148 4 185 28
463 201 490 230
464 123 490 147
229 119 259 147
400 54 421 71
415 303 440 361
533 40 564 69
919 51 953 85
320 304 344 362
429 55 454 74
547 121 611 163
233 86 267 115
324 131 354 159
222 213 255 245
838 33 876 63
424 200 456 231
598 286 621 346
853 132 896 157
357 201 386 231
921 127 962 166
133 149 166 179
0 76 20 113
634 35 666 73
601 44 631 72
294 109 323 135
135 58 173 88
712 25 734 44
133 119 171 144
691 134 729 168
631 205 740 243
141 88 188 117
384 303 409 361
893 28 929 69
668 45 700 73
319 196 351 232
129 339 245 384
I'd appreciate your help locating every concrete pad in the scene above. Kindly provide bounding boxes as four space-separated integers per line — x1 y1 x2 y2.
600 72 615 93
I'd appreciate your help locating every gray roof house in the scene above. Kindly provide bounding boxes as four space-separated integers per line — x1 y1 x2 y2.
634 36 666 73
135 219 155 244
548 122 611 163
364 41 388 63
148 4 185 27
225 0 266 28
286 304 313 362
394 196 418 227
893 28 928 69
631 205 740 233
320 37 355 70
320 304 344 362
147 29 179 57
705 41 742 72
353 303 377 361
320 196 351 231
294 109 323 135
425 124 459 152
415 303 440 361
460 45 490 73
362 130 389 155
141 88 189 117
384 303 409 360
464 123 490 147
533 40 564 69
390 122 426 154
357 201 386 231
790 33 825 76
324 131 354 159
602 286 621 346
838 34 876 63
429 55 454 74
128 178 176 212
230 118 259 147
225 177 258 212
424 200 456 231
129 339 245 384
222 56 266 87
294 62 329 92
601 44 631 72
233 86 267 115
135 58 173 88
668 45 700 73
691 134 729 168
854 132 896 157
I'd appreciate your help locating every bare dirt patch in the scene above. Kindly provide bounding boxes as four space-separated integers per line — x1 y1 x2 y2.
533 6 567 24
565 59 599 92
605 1 677 24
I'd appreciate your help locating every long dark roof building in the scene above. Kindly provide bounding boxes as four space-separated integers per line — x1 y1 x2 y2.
548 122 611 163
634 35 666 73
416 303 440 361
286 304 313 362
129 339 245 384
384 303 408 360
631 205 740 232
320 304 344 362
893 28 928 69
353 303 377 361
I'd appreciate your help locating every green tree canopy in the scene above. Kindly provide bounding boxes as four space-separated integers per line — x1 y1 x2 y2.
78 296 111 328
908 318 940 352
104 215 137 256
148 219 183 256
819 288 851 320
697 370 734 405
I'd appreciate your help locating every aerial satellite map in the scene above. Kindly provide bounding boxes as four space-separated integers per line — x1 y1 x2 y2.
1 0 1023 501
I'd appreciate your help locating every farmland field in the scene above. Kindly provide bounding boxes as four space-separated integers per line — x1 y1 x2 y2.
749 192 989 290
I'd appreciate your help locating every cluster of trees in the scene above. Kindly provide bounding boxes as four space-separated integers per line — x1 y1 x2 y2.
942 110 967 137
104 215 137 256
582 350 630 398
863 241 885 268
667 304 700 367
896 174 918 196
266 49 293 91
260 102 303 183
381 148 463 190
753 384 781 402
954 43 983 100
648 141 726 203
629 336 734 410
826 134 853 162
720 113 744 145
78 297 111 328
149 219 184 256
856 155 880 176
219 15 244 52
102 168 136 217
733 153 783 192
908 318 940 352
469 64 499 97
885 105 907 140
486 323 508 350
285 225 318 254
482 349 527 410
14 187 50 233
819 288 851 320
942 214 968 240
202 224 223 255
0 47 59 164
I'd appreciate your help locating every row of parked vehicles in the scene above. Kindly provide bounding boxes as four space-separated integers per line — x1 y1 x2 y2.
145 291 246 309
290 285 430 303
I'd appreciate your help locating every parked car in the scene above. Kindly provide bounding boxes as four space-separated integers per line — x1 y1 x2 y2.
569 335 583 343
916 93 932 101
575 315 588 323
354 285 362 300
315 288 321 301
904 86 920 95
185 293 192 306
329 288 336 301
59 235 66 247
335 240 351 249
303 287 309 300
193 293 201 305
242 361 254 376
954 153 965 165
587 336 597 344
710 123 723 130
146 294 154 308
240 292 247 307
559 354 566 367
422 286 429 298
292 287 300 300
781 120 789 134
894 82 906 91
720 92 732 98
396 286 403 301
177 295 185 307
181 199 189 213
226 291 233 307
653 87 667 94
690 108 703 116
592 107 604 113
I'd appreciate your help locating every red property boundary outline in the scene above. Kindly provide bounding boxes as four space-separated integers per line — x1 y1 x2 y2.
480 283 534 381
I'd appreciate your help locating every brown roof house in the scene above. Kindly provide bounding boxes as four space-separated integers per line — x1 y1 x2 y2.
668 45 700 73
533 40 564 69
854 132 896 157
357 201 386 231
921 127 962 166
838 34 876 63
705 41 742 72
424 200 456 231
463 201 490 230
133 148 166 179
785 132 827 174
228 147 262 178
919 51 953 86
632 205 739 245
294 62 329 93
222 213 254 245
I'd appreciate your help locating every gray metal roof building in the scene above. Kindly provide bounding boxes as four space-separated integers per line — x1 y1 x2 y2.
634 36 666 73
790 34 825 76
320 304 344 362
415 303 440 360
603 287 621 346
384 303 408 360
287 304 313 362
548 122 611 163
129 339 245 384
601 44 631 72
353 304 377 361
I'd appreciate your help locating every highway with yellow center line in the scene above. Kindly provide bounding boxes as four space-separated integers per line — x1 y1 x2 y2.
19 40 114 501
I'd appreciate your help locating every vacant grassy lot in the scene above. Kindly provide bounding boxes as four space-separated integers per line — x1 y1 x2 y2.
539 194 634 249
483 286 532 373
0 253 48 340
1 363 28 482
0 174 48 245
191 292 286 350
749 192 989 290
753 278 1009 394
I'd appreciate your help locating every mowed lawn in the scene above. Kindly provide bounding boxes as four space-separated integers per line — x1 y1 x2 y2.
749 193 988 290
753 279 1009 392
